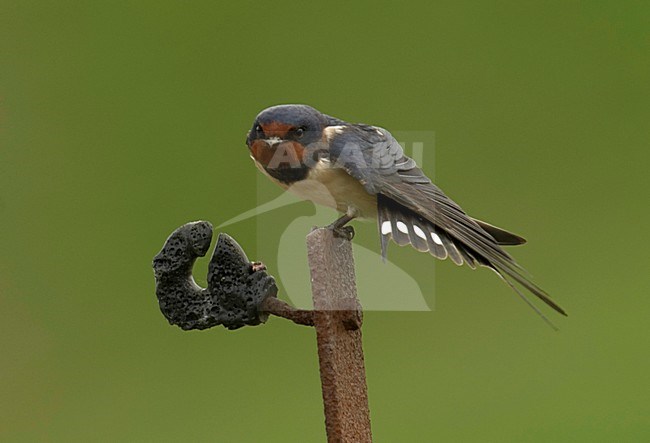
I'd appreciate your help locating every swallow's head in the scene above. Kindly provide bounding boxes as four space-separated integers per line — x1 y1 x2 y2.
246 105 330 181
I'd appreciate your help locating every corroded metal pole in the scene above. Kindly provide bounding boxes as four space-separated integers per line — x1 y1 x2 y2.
307 228 372 443
154 222 372 441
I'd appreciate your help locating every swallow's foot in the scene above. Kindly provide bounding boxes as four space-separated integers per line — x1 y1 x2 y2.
329 225 355 240
329 214 353 229
326 214 355 240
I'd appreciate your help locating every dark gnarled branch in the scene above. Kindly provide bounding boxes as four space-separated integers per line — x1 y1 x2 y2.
152 221 310 330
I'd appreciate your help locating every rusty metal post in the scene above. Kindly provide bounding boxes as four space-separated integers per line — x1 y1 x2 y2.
307 227 372 443
153 222 372 441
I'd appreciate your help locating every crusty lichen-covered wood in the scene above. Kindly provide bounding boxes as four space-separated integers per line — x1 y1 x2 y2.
152 222 276 330
307 228 372 443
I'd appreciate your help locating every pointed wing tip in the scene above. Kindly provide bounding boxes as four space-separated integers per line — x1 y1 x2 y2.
473 219 528 246
504 235 527 246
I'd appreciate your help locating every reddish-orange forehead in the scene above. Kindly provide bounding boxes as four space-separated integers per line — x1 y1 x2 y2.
261 121 294 138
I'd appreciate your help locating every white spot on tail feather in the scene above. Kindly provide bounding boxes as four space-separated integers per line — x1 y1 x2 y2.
431 232 443 245
413 225 427 239
396 221 409 234
381 221 392 235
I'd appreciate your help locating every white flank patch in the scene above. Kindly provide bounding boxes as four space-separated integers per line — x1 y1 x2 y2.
396 221 409 234
413 225 427 239
381 221 392 235
431 232 443 245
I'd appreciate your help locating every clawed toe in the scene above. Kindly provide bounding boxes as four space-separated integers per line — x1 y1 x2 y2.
330 225 355 240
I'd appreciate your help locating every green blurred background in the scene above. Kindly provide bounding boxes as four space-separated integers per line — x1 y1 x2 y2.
1 1 649 441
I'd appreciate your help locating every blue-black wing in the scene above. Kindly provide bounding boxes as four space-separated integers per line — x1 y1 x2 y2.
327 123 566 318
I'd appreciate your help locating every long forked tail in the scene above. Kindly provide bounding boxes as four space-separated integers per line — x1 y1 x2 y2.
377 195 567 325
488 266 560 330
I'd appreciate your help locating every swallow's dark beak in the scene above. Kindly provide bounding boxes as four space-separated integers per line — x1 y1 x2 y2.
264 137 283 148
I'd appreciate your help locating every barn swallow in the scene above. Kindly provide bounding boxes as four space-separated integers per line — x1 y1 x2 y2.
246 104 566 323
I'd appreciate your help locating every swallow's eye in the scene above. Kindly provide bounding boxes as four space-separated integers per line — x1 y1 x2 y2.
295 127 305 138
255 125 263 133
